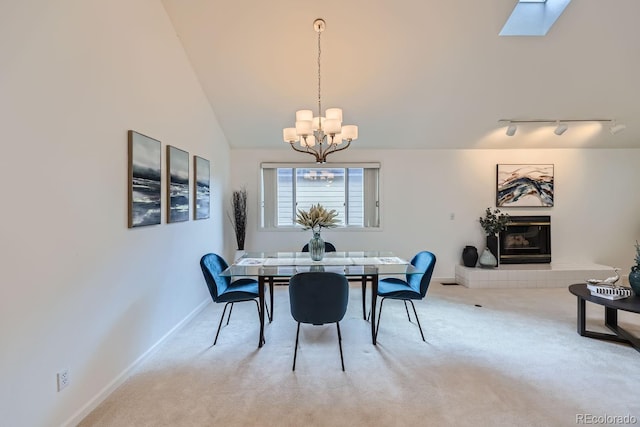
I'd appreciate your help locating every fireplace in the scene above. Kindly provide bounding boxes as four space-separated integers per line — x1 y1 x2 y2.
499 216 551 264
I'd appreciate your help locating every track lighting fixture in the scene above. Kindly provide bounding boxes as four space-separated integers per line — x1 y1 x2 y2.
554 122 568 135
499 119 625 136
609 122 626 135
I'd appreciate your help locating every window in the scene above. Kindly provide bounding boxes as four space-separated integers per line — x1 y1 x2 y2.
261 163 380 229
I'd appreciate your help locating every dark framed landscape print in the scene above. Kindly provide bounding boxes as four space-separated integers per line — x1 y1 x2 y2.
496 164 554 207
128 131 162 228
194 156 210 220
166 146 190 223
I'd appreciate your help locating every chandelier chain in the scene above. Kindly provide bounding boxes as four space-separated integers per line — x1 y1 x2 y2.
317 28 322 128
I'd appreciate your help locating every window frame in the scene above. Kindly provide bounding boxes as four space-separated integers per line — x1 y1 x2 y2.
260 162 381 231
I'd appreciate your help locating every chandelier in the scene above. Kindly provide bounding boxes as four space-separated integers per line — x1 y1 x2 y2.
282 19 358 163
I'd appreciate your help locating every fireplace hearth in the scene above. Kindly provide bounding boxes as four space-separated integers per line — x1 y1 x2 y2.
499 216 551 264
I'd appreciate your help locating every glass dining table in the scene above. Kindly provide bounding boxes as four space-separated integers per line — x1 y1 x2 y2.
221 251 425 348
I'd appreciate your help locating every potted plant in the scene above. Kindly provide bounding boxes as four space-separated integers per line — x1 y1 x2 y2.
629 241 640 295
296 203 338 261
228 188 247 259
478 207 510 263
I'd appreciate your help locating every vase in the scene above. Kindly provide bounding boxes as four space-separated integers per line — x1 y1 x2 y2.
478 247 497 268
486 234 499 265
462 246 478 267
308 232 325 261
629 270 640 295
234 249 246 262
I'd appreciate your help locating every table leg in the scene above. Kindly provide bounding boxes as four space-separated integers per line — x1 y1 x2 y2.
258 275 265 348
577 296 586 336
609 325 640 353
575 295 632 347
604 306 618 329
370 274 378 345
361 276 367 320
268 277 274 322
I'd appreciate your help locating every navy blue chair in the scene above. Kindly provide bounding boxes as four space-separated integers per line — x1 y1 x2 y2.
289 272 349 371
375 251 436 342
200 253 266 346
301 241 337 253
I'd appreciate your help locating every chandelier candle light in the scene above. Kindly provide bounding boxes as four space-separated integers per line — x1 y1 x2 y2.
282 19 358 163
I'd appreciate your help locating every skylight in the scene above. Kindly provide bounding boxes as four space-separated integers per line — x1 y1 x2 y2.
500 0 571 36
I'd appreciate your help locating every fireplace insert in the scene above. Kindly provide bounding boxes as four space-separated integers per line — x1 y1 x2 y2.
499 216 551 264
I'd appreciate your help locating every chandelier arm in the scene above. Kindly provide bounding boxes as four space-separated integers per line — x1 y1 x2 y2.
320 141 334 156
319 140 351 162
328 140 352 155
289 143 321 163
308 146 322 163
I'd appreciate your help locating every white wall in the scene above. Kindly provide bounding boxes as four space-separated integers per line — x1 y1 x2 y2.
0 1 230 426
1 2 638 425
231 148 640 280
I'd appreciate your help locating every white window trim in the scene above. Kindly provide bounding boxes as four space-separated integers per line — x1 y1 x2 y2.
259 162 381 231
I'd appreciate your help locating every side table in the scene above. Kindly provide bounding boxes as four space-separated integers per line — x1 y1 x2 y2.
568 283 640 353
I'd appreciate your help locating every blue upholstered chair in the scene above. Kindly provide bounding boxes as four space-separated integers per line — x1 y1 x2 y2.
200 253 265 346
375 251 436 342
301 241 337 253
289 272 349 371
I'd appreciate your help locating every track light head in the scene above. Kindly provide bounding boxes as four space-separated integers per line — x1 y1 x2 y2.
610 123 626 135
506 124 517 136
554 122 568 135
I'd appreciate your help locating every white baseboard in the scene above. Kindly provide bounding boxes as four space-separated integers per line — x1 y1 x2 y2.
62 298 211 427
433 276 456 284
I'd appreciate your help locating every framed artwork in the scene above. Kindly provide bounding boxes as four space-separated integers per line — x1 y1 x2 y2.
194 156 210 220
496 164 554 207
128 131 162 228
167 146 190 223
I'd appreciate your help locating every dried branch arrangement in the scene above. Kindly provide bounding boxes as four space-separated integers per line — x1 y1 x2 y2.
228 188 247 250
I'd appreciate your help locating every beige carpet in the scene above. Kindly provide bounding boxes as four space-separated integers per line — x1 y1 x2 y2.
79 283 640 427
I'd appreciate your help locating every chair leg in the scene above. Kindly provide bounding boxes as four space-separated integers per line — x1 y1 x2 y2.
263 296 271 322
226 303 234 325
336 322 345 371
214 302 232 345
292 322 301 371
408 300 426 342
375 297 386 341
253 300 265 345
403 300 411 322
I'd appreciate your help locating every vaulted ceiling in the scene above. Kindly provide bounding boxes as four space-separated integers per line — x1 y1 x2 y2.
161 0 640 150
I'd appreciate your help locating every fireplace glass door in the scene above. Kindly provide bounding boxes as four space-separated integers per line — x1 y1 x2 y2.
499 216 551 264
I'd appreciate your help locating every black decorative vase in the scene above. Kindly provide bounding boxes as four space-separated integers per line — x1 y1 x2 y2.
462 246 478 267
486 235 499 266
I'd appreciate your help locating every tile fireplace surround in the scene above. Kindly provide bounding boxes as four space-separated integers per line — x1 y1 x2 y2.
455 263 616 288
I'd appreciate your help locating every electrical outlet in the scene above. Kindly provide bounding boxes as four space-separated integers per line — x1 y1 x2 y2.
57 369 70 391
